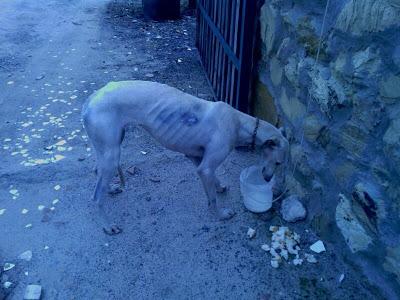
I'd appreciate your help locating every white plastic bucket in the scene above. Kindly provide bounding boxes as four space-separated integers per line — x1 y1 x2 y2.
240 165 274 213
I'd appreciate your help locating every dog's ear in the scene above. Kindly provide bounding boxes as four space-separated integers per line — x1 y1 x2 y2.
278 127 286 138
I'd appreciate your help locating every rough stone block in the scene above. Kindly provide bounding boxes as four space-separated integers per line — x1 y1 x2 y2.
270 57 283 87
338 122 369 159
260 3 279 58
290 144 313 177
335 194 373 253
383 118 400 173
284 57 299 86
303 115 325 143
335 0 400 35
384 246 400 284
333 160 358 186
279 89 306 123
380 74 400 100
253 80 278 125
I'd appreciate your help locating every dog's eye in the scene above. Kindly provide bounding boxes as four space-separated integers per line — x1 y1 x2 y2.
263 139 278 149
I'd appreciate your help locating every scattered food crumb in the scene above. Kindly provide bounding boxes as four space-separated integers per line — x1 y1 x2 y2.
270 260 279 268
262 226 324 268
247 227 256 239
305 253 317 263
310 240 326 253
261 244 270 252
339 273 345 283
292 257 303 266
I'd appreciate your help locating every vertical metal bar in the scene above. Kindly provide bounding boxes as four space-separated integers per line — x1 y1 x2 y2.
215 0 224 99
209 1 216 88
226 0 236 104
204 0 210 77
214 0 223 98
234 0 244 108
222 0 231 102
237 0 256 113
219 0 227 101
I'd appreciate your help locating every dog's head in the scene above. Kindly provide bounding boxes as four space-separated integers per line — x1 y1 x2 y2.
258 125 289 181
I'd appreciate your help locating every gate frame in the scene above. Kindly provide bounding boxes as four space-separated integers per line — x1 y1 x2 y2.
196 0 258 113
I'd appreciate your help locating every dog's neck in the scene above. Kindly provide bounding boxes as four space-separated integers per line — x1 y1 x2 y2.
236 111 261 147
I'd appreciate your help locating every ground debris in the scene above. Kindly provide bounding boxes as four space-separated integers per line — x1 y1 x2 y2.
24 284 42 300
126 165 137 175
247 227 256 239
18 250 32 261
3 263 15 271
149 176 161 183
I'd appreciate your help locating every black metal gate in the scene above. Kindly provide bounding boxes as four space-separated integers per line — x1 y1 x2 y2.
196 0 257 113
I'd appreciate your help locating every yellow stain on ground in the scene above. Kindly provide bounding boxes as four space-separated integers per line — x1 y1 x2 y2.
90 81 130 105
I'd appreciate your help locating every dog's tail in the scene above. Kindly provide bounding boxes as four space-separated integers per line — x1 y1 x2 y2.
81 93 94 127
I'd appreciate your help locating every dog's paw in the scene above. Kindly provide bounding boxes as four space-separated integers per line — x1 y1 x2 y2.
216 184 229 194
218 208 236 220
108 184 123 195
103 224 122 235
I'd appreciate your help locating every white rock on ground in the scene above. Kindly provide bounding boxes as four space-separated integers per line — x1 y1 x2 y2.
24 285 42 300
280 195 306 222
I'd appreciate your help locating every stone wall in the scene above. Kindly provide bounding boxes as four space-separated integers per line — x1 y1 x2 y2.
256 0 400 296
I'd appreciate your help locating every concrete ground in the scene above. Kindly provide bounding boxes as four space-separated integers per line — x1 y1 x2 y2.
0 0 384 299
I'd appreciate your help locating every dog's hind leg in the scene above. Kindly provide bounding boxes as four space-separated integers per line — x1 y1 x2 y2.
93 147 123 235
88 119 124 234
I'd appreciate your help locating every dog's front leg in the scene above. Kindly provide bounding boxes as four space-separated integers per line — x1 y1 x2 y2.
215 177 228 194
186 155 227 194
196 145 235 220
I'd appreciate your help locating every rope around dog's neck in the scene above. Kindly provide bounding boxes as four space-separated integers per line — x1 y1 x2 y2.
251 117 260 150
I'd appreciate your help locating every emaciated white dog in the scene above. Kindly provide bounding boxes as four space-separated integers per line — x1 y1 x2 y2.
82 81 288 234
